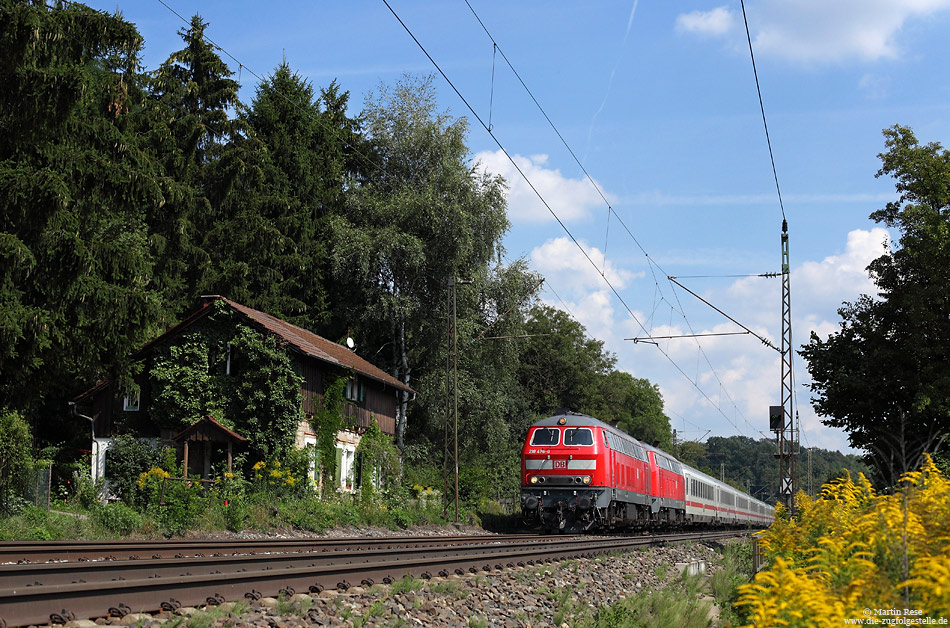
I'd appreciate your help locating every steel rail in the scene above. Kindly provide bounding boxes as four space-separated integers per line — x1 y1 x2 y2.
0 530 749 627
0 534 537 564
0 536 580 589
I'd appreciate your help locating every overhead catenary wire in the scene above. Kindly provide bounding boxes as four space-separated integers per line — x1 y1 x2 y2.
739 0 786 223
381 1 763 440
459 1 768 437
150 0 765 442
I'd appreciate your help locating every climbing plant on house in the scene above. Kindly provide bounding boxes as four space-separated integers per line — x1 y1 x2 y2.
147 304 303 461
310 375 346 497
356 417 400 502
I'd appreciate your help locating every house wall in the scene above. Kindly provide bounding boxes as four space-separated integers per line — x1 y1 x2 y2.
298 359 398 435
295 420 365 494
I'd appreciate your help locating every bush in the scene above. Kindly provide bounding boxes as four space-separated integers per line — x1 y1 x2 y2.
737 455 950 625
0 408 34 515
91 502 143 536
209 472 250 532
71 458 103 509
104 434 165 504
136 463 205 537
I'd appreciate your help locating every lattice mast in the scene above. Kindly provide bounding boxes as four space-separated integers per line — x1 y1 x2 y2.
778 219 797 512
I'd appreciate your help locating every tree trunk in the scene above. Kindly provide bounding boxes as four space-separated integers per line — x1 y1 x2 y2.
396 314 410 452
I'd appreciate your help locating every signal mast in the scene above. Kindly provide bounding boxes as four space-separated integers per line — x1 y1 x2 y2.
771 219 798 513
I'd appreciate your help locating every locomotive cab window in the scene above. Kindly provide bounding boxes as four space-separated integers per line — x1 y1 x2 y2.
530 428 560 446
563 428 593 446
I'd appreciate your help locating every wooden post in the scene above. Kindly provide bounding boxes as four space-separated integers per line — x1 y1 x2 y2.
183 441 190 478
227 441 233 472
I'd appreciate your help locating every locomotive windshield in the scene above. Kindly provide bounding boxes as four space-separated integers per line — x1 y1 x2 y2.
563 428 593 446
530 427 560 446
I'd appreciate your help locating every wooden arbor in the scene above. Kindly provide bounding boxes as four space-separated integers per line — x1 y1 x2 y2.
172 415 247 479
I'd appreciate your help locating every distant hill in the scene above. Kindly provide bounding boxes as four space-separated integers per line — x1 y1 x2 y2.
674 435 870 505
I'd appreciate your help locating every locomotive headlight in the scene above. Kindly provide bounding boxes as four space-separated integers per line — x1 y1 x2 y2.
582 475 591 485
529 475 538 484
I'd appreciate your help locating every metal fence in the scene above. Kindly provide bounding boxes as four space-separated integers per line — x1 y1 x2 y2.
23 462 52 510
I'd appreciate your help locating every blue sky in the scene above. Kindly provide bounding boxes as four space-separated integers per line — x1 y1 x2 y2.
86 1 950 454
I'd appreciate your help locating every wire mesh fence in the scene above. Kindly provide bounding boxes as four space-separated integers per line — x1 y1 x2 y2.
23 462 52 510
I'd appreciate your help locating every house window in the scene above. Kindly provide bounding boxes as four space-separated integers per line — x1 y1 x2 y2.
123 389 140 412
335 442 357 491
344 376 364 403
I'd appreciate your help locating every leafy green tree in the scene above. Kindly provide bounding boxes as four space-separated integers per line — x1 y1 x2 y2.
674 439 706 469
328 75 508 451
801 125 950 485
518 304 614 417
592 371 673 450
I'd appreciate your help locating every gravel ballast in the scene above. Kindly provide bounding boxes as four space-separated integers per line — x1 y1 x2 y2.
56 533 739 628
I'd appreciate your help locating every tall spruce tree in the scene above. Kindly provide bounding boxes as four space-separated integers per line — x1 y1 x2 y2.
149 15 250 317
0 1 161 428
241 65 365 329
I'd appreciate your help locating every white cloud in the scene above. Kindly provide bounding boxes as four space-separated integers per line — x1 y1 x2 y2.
675 7 735 37
675 0 950 65
794 227 889 318
474 150 611 224
620 228 889 453
530 228 890 453
530 237 637 297
530 236 645 355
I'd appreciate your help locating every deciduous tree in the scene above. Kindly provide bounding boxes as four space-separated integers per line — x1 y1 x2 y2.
801 125 950 484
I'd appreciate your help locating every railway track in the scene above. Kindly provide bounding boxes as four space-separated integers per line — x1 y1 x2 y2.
0 534 536 563
0 529 749 627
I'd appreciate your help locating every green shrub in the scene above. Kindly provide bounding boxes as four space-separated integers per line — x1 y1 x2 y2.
0 409 33 516
155 480 204 536
91 502 143 536
104 434 165 505
136 464 205 537
209 472 250 532
71 459 103 509
388 506 413 529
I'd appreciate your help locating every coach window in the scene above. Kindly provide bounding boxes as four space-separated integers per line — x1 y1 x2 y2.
564 428 593 446
530 427 560 446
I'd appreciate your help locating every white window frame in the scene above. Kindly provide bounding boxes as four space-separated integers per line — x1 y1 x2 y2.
123 389 140 412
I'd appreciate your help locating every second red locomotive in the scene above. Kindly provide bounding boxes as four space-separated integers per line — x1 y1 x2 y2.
520 411 774 532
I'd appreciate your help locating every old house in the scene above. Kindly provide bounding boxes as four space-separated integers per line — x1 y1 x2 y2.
72 296 413 491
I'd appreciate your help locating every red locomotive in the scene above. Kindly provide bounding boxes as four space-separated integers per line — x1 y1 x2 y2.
520 411 775 532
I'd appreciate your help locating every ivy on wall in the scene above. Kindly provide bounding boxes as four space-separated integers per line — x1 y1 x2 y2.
147 303 304 460
310 375 345 497
356 417 400 501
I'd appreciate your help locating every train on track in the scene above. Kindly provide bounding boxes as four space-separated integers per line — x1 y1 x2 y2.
520 411 775 533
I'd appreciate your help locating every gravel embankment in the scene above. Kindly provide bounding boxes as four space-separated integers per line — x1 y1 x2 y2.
58 531 734 628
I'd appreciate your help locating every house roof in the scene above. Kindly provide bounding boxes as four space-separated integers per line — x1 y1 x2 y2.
173 415 249 443
136 296 414 393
